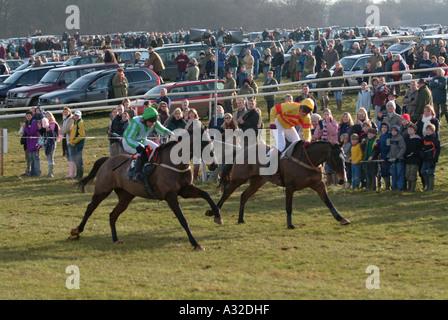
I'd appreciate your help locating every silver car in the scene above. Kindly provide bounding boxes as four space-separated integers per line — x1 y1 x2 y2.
305 54 412 88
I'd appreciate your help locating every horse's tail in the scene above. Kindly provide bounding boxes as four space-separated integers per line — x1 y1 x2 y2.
77 157 110 193
218 163 234 191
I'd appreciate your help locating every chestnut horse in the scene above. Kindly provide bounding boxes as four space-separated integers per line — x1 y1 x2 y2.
69 130 222 251
207 140 351 228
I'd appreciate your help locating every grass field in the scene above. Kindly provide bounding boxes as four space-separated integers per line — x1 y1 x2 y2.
1 80 447 300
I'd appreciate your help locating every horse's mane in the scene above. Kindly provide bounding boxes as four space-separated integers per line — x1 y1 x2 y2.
158 140 179 151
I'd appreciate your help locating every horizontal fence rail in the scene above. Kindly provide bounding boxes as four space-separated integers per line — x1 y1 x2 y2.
0 66 447 119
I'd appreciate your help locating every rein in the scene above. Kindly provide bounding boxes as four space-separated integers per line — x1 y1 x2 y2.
302 143 322 172
154 163 191 173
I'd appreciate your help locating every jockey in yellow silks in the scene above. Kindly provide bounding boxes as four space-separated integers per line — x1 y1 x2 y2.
269 98 314 150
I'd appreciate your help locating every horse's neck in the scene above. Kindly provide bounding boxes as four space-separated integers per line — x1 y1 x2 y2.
301 142 330 166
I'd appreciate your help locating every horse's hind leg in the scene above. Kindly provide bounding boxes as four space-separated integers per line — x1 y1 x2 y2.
180 184 223 225
238 176 266 224
109 189 135 243
165 191 203 251
70 192 110 239
311 181 351 225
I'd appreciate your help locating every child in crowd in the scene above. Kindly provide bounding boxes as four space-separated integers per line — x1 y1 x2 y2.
361 128 379 191
310 113 322 136
388 125 407 191
349 133 363 189
340 133 351 189
404 123 422 192
378 123 392 190
374 61 383 73
420 123 440 192
356 82 372 116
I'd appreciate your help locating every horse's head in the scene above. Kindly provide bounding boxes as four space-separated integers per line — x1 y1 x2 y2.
326 143 347 185
182 127 218 172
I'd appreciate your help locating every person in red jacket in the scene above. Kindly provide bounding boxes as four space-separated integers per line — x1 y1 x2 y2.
372 76 389 128
174 49 190 81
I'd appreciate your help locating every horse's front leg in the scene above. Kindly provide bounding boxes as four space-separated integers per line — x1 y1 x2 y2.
311 180 351 225
165 191 204 251
285 186 295 229
181 184 223 225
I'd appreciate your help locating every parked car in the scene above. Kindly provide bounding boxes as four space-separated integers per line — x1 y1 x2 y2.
0 65 61 106
0 75 9 85
384 41 417 55
5 63 119 107
419 34 448 49
38 67 159 106
4 59 25 72
63 54 102 66
11 61 64 74
154 44 216 81
132 79 225 117
114 48 149 65
304 54 412 88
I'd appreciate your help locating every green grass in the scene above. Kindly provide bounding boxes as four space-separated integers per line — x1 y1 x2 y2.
1 80 447 300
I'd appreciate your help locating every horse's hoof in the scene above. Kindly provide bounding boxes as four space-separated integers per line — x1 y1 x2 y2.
288 225 296 229
114 240 125 245
70 228 80 236
238 220 245 224
214 217 223 225
205 209 213 217
194 245 205 251
67 235 80 241
340 218 351 225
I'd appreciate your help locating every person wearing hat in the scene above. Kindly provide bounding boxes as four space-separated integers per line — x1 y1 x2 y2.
69 110 86 180
400 113 412 140
238 78 255 98
122 107 174 184
429 68 447 122
0 59 7 75
315 60 331 111
112 68 128 99
382 100 402 129
412 79 433 123
388 124 406 191
265 98 315 172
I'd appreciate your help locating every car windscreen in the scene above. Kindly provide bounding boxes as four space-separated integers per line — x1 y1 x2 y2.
227 45 244 56
39 70 62 84
386 43 412 53
3 70 26 84
66 76 93 90
336 57 358 71
63 58 78 66
144 85 167 100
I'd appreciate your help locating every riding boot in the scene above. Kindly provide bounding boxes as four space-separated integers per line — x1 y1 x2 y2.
47 165 54 178
337 100 342 111
365 177 372 191
409 180 416 192
75 164 84 180
65 161 75 178
427 176 435 192
371 177 377 191
131 156 146 184
193 164 200 180
384 176 391 191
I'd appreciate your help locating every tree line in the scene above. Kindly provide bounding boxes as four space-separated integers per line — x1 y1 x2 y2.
1 0 447 39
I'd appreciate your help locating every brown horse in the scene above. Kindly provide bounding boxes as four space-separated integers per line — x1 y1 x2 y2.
207 140 351 229
69 130 222 251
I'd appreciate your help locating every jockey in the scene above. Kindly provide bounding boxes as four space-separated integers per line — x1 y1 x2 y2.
122 107 174 184
266 98 314 167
